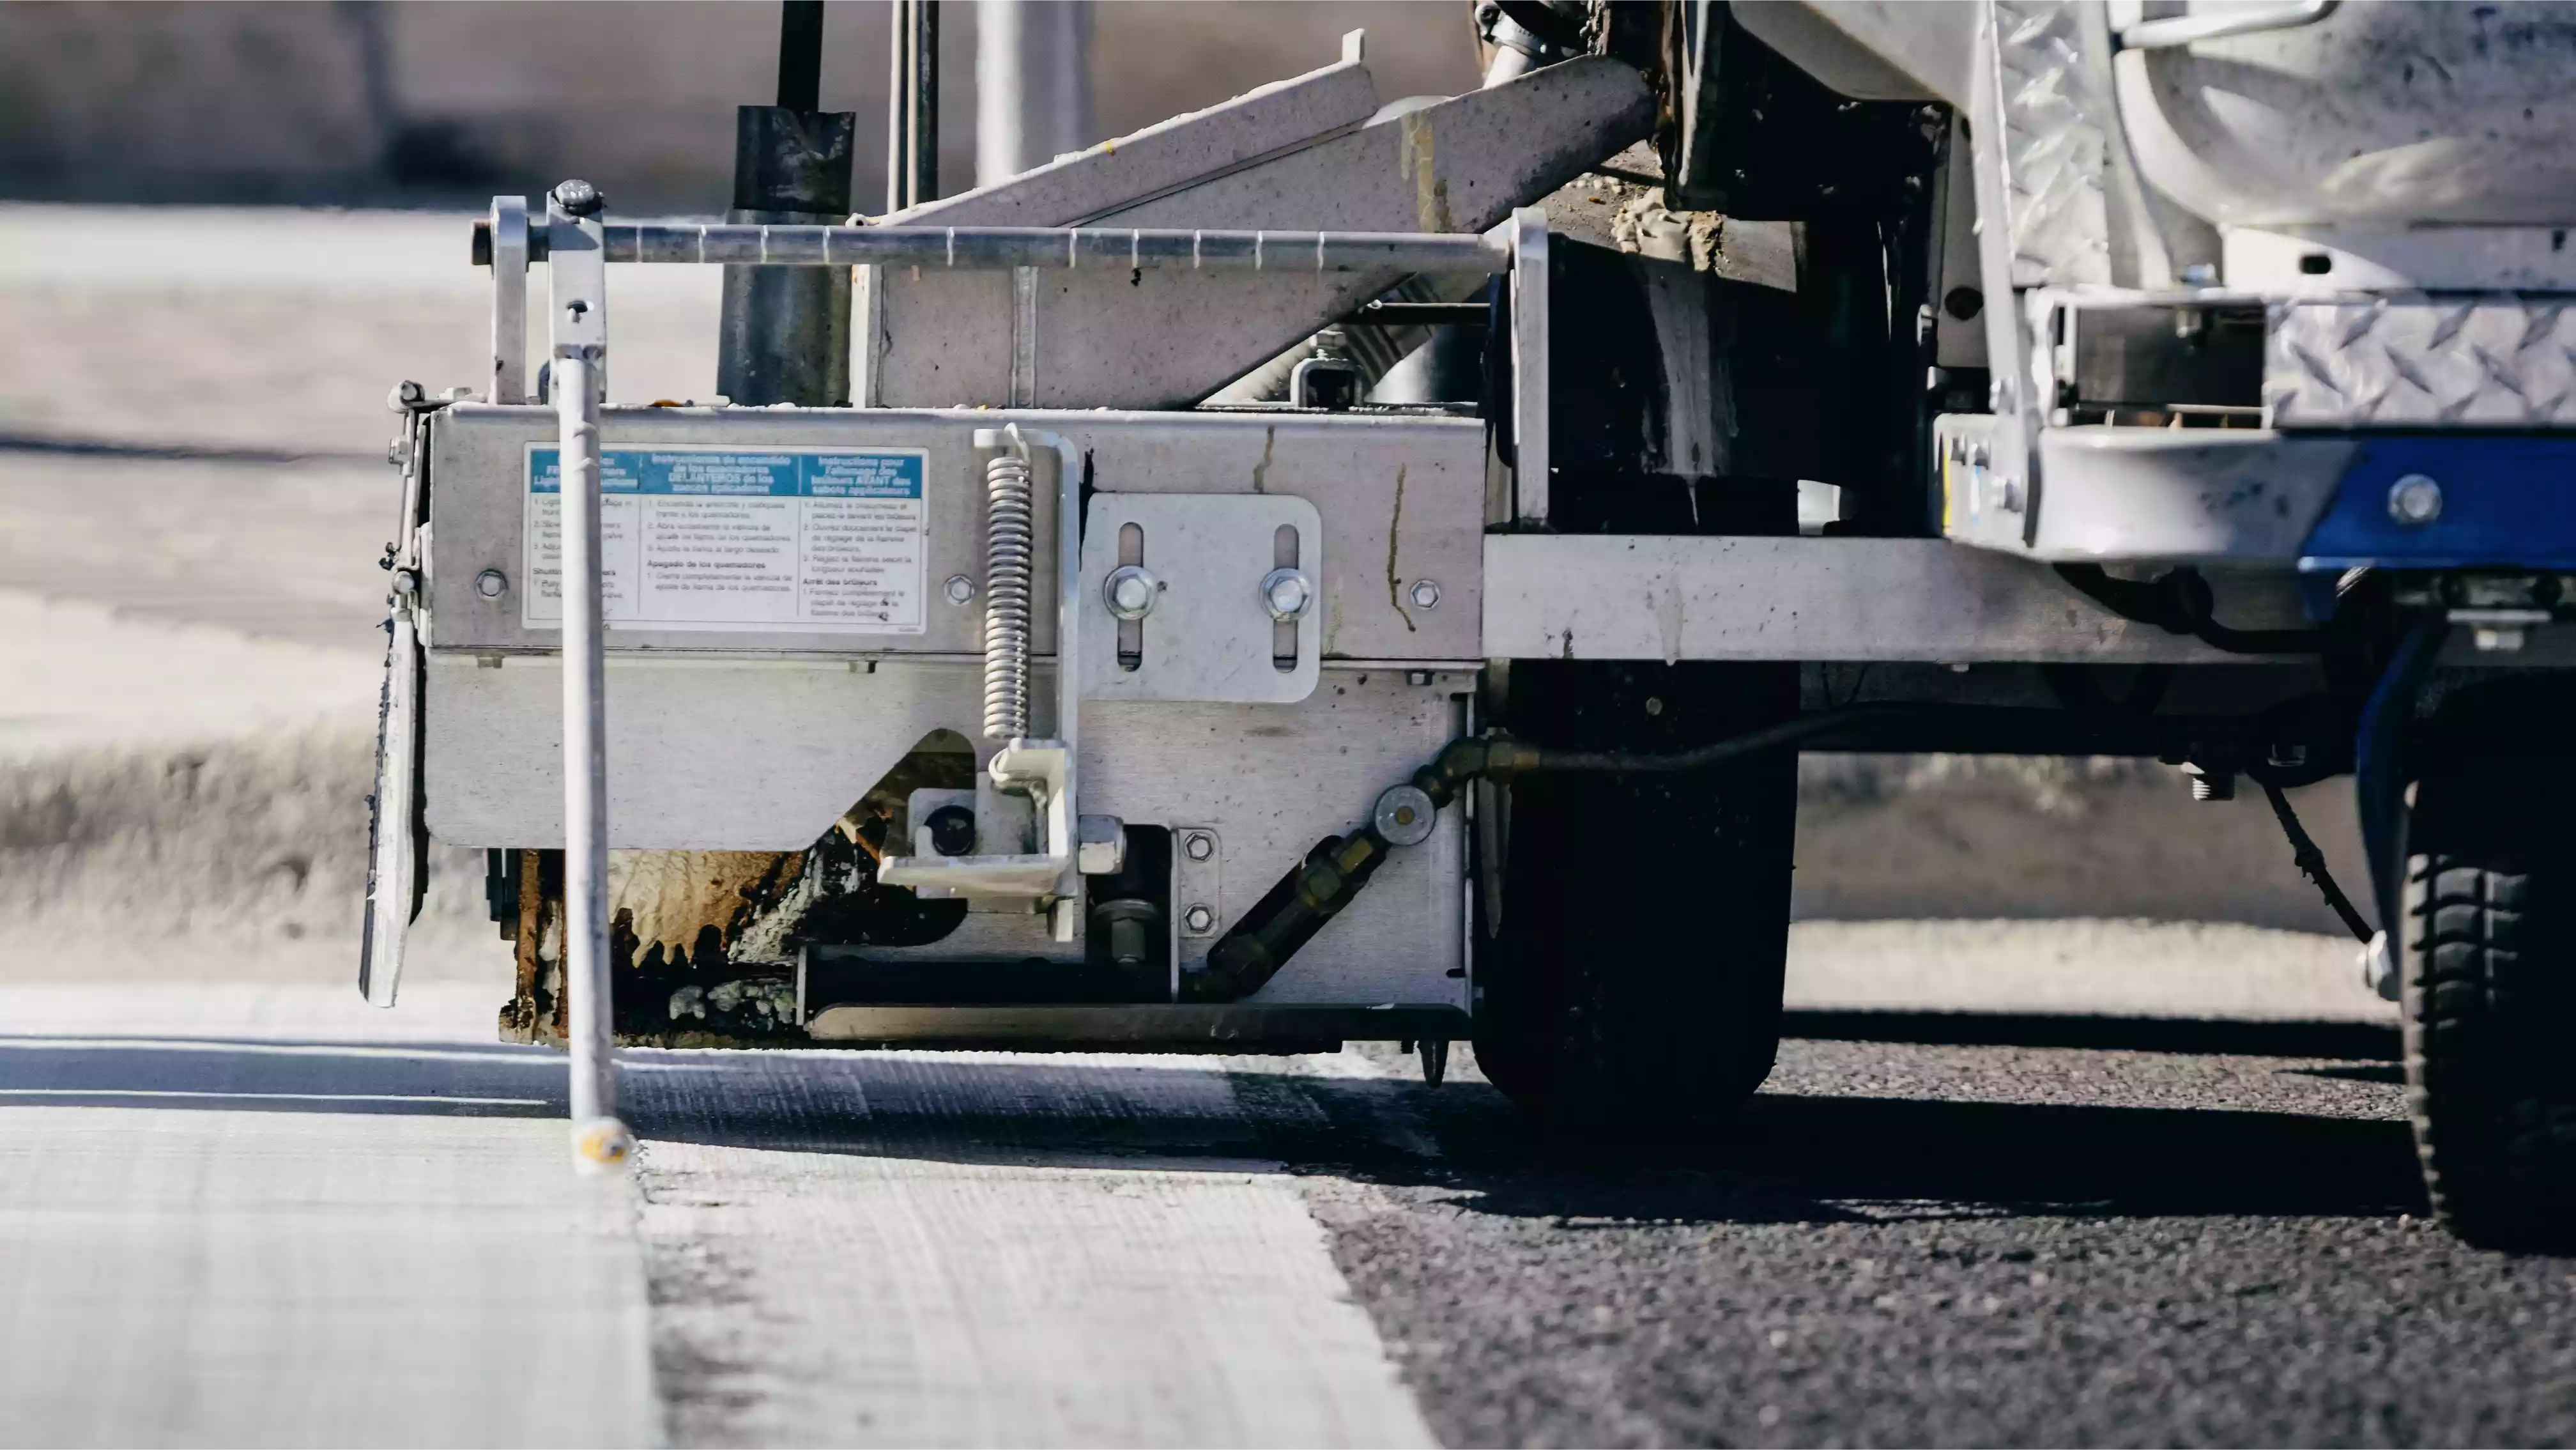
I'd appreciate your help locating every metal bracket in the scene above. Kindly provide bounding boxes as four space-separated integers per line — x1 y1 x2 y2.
1509 206 1551 528
488 196 530 404
1174 827 1223 946
1079 493 1324 703
549 194 607 396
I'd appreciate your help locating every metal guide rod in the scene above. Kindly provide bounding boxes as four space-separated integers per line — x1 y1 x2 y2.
545 181 633 1175
593 223 1511 272
974 0 1092 186
886 0 939 211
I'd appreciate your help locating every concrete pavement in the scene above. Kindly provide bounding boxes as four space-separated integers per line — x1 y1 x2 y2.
0 984 657 1448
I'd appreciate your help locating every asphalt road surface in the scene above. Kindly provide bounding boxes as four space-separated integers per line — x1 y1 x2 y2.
3 976 2570 1447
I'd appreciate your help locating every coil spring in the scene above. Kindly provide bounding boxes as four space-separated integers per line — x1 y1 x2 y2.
981 442 1034 740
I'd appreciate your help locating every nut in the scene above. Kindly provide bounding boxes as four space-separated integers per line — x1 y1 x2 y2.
1408 578 1442 610
944 574 976 605
1182 831 1216 862
551 178 603 216
1182 904 1216 934
475 569 508 599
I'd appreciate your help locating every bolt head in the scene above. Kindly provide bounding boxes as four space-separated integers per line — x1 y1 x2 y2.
1373 783 1438 847
552 179 603 216
475 568 508 599
2388 474 2444 526
924 805 978 857
1261 567 1313 621
1183 831 1215 861
1183 904 1216 934
944 574 976 605
1408 578 1442 610
1104 565 1160 621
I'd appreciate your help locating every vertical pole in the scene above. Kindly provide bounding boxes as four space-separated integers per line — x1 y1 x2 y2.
974 0 1092 186
546 180 632 1175
776 0 824 112
885 0 914 213
908 0 940 205
719 4 856 407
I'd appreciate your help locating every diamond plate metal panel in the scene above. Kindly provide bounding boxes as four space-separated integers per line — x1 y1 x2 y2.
2267 293 2576 428
1991 0 2112 288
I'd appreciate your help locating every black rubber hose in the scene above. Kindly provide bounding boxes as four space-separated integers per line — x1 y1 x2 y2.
2055 562 2338 656
2258 778 2374 943
2163 568 2341 656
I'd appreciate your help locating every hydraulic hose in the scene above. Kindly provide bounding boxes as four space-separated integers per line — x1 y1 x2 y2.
2055 563 2338 656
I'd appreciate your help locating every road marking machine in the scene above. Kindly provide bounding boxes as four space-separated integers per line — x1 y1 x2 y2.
364 1 2576 1247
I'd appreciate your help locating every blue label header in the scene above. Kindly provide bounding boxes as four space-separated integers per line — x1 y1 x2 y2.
529 447 924 498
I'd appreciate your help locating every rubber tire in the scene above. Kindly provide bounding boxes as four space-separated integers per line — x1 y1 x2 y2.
2401 679 2576 1251
1472 660 1799 1142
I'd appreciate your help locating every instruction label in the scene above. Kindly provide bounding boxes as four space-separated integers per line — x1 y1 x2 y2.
523 445 927 634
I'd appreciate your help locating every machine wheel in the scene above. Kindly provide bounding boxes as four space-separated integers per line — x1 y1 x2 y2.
1473 659 1799 1141
2402 680 2576 1250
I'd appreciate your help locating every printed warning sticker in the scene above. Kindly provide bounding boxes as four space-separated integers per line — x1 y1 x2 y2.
523 445 928 634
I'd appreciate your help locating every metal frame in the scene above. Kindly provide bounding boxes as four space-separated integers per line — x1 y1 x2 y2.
1483 534 2318 664
804 1003 1471 1046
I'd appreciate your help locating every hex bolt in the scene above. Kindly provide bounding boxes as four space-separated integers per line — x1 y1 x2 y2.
1104 565 1160 621
476 569 509 599
1183 831 1216 862
944 574 977 605
552 178 603 216
2388 474 2444 527
1261 567 1314 621
1183 904 1216 934
1409 578 1442 610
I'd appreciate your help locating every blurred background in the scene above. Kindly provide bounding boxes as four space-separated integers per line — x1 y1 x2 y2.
0 1 1479 212
0 0 2383 1020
